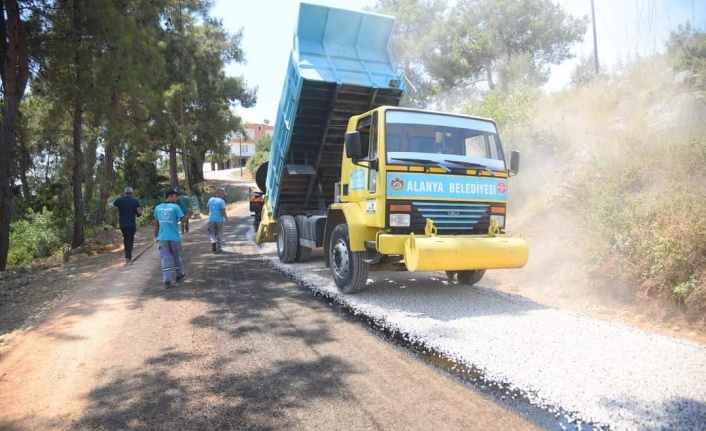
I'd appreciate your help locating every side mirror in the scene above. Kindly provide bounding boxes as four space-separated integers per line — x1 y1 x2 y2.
509 150 520 176
345 131 362 159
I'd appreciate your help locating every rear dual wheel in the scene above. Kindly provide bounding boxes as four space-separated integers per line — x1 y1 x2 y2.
296 242 312 262
277 215 313 263
276 216 298 263
446 270 486 286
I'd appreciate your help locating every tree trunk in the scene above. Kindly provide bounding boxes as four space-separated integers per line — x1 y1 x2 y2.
169 141 178 189
486 65 495 91
0 0 31 271
181 145 191 192
93 140 114 226
0 105 17 271
71 95 85 248
70 0 85 249
83 113 100 221
16 136 31 200
189 152 205 185
94 84 121 226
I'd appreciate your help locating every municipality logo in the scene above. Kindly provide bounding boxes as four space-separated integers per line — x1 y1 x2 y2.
390 177 404 191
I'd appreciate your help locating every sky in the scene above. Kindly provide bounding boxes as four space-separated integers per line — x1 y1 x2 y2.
211 0 705 124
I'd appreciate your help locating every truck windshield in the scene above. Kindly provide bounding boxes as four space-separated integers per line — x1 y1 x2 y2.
384 110 506 171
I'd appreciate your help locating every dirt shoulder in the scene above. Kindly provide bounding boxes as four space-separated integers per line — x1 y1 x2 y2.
0 225 155 356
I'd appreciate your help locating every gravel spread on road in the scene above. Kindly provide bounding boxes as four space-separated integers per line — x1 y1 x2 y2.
251 236 706 431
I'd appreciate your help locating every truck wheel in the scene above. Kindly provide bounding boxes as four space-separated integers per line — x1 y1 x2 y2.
276 215 298 263
456 270 485 286
296 243 312 262
293 215 311 262
330 224 369 294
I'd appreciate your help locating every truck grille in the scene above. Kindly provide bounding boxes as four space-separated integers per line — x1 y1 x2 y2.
390 201 494 234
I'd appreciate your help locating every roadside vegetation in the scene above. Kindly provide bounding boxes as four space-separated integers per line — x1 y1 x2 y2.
247 135 273 177
482 27 706 326
0 1 255 270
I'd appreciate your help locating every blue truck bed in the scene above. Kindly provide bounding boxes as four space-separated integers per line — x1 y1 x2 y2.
265 3 405 218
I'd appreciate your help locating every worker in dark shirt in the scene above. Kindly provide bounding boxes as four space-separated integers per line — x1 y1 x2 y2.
110 187 143 265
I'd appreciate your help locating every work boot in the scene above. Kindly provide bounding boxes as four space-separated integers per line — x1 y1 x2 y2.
176 273 186 282
211 242 217 253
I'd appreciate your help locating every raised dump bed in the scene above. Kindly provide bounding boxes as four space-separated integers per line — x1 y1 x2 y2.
266 2 405 218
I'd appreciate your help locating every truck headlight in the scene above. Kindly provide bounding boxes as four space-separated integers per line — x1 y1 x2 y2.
490 215 505 229
390 213 411 227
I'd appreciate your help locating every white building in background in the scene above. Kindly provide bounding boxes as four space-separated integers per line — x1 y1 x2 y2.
230 121 274 169
209 121 274 171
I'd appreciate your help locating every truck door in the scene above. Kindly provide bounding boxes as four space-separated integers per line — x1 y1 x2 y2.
355 111 384 227
352 112 379 193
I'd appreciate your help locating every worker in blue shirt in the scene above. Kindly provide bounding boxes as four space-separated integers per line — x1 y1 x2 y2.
153 189 189 287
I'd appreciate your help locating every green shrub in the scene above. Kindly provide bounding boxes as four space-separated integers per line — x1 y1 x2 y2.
462 88 537 133
667 24 706 89
573 137 706 308
138 204 155 227
674 274 699 304
7 207 68 267
247 134 272 178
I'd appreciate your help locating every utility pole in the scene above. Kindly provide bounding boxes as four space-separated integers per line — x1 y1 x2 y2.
233 131 244 177
178 0 190 194
591 0 599 75
591 0 598 76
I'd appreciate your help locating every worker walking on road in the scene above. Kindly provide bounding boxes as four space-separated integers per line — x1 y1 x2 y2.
109 187 143 266
154 189 189 288
177 189 191 234
207 187 230 253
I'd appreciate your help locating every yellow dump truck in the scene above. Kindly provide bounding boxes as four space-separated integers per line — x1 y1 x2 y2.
253 3 528 293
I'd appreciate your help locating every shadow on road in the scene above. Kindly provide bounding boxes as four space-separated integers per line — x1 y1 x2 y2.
68 214 360 430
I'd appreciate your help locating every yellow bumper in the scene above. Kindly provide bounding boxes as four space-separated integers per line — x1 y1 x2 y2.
402 234 529 272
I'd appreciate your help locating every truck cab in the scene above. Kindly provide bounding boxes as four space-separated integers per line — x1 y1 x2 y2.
318 106 527 293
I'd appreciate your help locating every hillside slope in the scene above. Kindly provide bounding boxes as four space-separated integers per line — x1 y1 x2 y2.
506 56 706 332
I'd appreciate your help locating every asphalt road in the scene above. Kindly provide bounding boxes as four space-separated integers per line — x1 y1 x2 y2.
0 204 539 430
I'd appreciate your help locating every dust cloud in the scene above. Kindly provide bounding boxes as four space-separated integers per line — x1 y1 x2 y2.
504 56 706 316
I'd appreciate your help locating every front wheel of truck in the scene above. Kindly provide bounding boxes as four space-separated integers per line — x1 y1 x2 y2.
446 270 486 286
330 224 369 294
276 215 298 263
